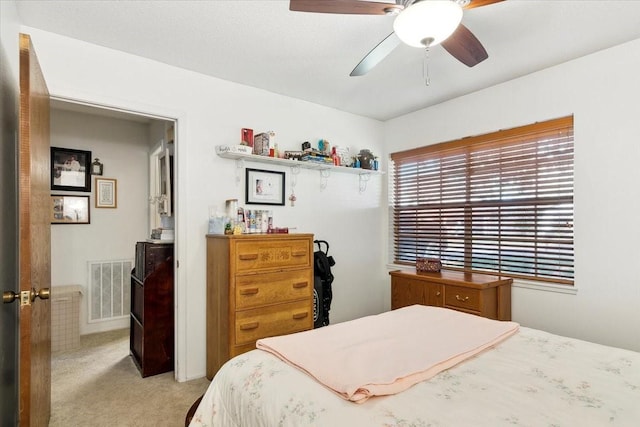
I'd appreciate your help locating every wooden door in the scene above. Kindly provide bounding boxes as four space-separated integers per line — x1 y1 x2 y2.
18 32 51 426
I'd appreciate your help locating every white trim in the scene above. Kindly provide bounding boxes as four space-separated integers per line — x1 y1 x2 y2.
512 278 578 295
49 95 176 122
385 263 578 295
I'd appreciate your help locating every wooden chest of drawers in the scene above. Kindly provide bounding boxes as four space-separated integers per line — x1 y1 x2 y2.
130 242 174 377
390 269 512 321
206 233 314 379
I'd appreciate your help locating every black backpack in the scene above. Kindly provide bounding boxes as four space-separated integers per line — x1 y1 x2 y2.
314 240 335 327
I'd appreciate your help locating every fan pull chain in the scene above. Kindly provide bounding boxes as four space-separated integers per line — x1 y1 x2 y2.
423 47 431 87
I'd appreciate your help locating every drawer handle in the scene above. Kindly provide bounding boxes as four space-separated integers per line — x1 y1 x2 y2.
240 322 259 331
291 251 306 257
292 282 308 289
436 291 441 297
239 288 259 295
292 312 308 320
238 254 258 261
455 295 470 302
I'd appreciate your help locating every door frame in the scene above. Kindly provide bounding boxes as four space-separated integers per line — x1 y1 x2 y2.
48 94 188 381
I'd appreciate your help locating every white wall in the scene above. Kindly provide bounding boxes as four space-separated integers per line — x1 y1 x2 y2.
384 38 640 353
50 109 151 334
0 1 20 80
22 27 386 381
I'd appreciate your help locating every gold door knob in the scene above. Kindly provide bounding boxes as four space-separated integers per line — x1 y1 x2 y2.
3 288 50 305
33 288 50 301
3 291 18 304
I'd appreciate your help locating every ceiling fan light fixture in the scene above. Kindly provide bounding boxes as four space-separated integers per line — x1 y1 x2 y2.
393 0 463 48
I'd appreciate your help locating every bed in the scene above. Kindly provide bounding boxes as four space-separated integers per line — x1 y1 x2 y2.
189 305 640 426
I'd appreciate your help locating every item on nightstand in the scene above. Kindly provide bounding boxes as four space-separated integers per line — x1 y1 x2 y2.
416 258 442 273
225 199 238 224
302 141 311 151
267 227 289 234
208 214 228 235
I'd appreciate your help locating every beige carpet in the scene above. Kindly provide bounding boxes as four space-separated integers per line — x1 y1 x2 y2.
50 329 210 427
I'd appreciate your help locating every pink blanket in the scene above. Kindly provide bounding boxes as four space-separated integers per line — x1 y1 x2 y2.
256 305 519 403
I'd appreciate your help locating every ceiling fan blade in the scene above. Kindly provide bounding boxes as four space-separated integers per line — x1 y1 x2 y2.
290 0 402 15
463 0 505 10
350 32 400 76
441 24 488 67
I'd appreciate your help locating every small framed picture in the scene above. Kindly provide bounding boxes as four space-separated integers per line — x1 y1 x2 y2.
91 158 104 176
50 147 91 192
51 195 90 224
245 168 285 206
95 178 117 208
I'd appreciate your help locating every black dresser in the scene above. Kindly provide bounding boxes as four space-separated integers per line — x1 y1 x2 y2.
130 241 174 377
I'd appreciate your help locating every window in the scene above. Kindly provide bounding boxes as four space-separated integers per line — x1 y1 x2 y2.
390 116 574 284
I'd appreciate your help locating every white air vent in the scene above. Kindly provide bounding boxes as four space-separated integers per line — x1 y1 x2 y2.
87 259 133 323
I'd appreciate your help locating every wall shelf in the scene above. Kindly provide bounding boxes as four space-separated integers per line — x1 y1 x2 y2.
217 151 384 176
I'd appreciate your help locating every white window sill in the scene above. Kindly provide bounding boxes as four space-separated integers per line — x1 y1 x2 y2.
511 278 577 295
385 264 578 295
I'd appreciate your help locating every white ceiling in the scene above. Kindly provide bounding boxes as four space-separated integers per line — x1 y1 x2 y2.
15 0 640 121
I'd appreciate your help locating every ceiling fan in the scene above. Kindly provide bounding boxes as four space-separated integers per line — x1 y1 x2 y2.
289 0 504 76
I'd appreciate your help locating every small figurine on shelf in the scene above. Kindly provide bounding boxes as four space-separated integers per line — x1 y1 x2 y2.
358 149 375 169
318 139 331 155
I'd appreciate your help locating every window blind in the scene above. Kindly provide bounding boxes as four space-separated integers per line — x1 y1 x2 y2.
390 116 574 284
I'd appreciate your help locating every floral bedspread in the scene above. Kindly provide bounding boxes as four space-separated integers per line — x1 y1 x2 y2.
189 327 640 426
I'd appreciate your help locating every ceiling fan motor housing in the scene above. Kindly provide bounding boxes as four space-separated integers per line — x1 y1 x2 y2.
393 0 463 48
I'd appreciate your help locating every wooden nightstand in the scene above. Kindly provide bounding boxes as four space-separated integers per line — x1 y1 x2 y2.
389 269 512 321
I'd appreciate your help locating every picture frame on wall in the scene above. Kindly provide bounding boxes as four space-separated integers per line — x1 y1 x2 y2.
95 178 117 208
245 168 285 206
50 147 92 192
51 195 90 224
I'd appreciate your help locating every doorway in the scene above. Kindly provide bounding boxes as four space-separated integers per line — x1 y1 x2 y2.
48 98 177 374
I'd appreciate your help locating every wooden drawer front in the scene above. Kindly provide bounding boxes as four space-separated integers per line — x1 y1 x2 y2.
234 300 312 346
130 317 143 363
131 277 144 322
391 277 443 309
444 285 482 312
234 239 310 272
236 270 312 310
